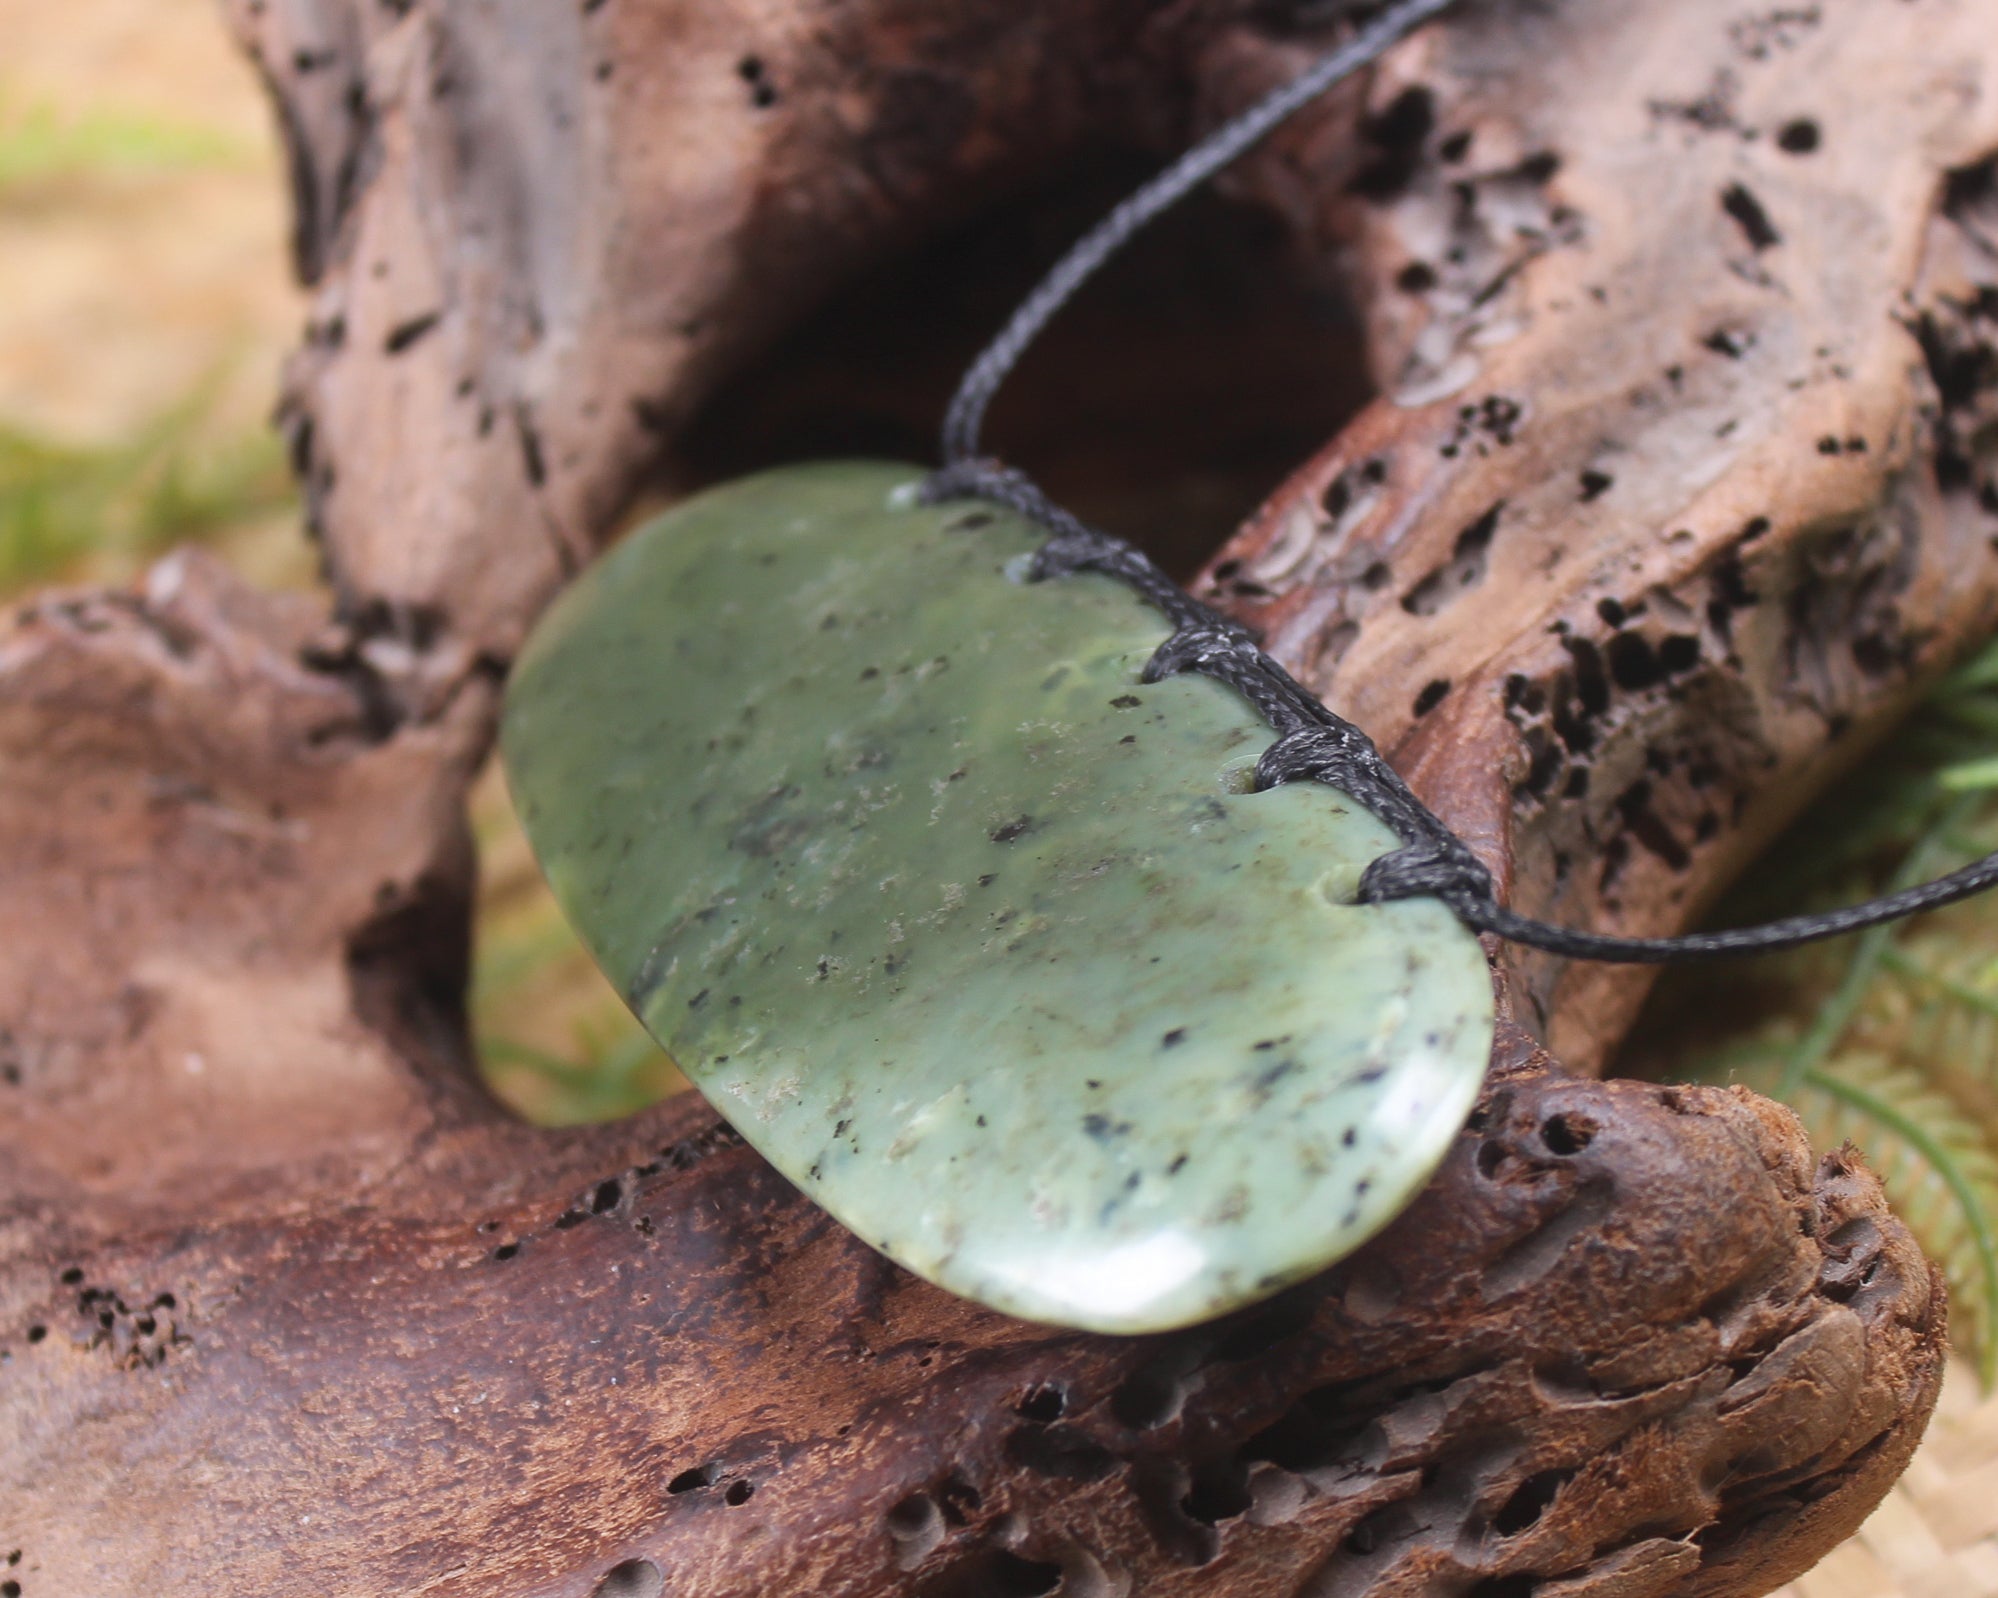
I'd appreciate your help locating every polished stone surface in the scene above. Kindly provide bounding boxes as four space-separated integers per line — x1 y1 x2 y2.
502 461 1494 1333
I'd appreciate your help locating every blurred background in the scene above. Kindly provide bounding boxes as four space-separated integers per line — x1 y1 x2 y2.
0 0 677 1123
9 5 1998 1588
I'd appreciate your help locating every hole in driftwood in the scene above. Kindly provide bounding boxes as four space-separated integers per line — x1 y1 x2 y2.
937 1476 983 1525
1414 678 1452 716
1465 1578 1538 1598
1776 117 1820 153
1350 85 1437 201
1493 1468 1574 1534
673 149 1370 579
887 1490 946 1566
592 1558 666 1598
1540 1114 1596 1155
920 1546 1068 1598
1207 1292 1314 1362
1341 1258 1402 1323
1181 1458 1253 1526
1720 182 1782 250
1402 503 1503 616
1111 1364 1188 1430
989 1551 1063 1596
1015 1384 1067 1423
1344 1503 1402 1556
1242 1382 1371 1474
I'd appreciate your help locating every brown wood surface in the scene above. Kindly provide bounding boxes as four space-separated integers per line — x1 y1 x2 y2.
2 1 1995 1594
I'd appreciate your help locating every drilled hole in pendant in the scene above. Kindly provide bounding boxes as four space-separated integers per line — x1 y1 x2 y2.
1317 865 1363 906
1218 758 1259 794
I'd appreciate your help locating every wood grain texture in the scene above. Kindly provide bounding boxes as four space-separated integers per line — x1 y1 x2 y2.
1194 0 1998 1065
2 0 1994 1592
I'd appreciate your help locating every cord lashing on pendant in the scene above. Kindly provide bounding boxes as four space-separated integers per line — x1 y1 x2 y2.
919 0 1998 965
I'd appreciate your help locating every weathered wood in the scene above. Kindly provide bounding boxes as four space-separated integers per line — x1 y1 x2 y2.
2 0 1994 1592
1195 0 1998 1068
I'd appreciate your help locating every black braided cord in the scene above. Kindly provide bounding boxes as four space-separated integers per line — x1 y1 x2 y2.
920 0 1998 964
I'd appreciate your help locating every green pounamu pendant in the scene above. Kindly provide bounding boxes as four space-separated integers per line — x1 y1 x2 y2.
501 461 1494 1333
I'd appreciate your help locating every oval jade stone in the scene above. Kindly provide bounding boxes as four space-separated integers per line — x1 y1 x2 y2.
501 461 1494 1333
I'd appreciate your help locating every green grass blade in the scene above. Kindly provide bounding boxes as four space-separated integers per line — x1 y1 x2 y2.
1803 1062 1998 1389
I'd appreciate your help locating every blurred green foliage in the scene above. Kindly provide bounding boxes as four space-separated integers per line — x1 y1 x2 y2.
0 368 673 1124
1645 640 1998 1386
0 380 294 591
0 66 671 1120
0 89 258 192
469 773 682 1126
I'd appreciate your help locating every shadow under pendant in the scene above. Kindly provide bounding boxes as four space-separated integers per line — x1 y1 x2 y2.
501 460 1494 1334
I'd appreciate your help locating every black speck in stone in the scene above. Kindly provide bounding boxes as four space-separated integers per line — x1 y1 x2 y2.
1255 1059 1300 1092
976 1115 988 1128
978 874 997 887
1161 1028 1188 1049
990 816 1034 843
1110 694 1143 709
688 988 710 1009
1119 735 1137 745
1341 1128 1358 1148
1086 1079 1103 1090
1168 1154 1189 1175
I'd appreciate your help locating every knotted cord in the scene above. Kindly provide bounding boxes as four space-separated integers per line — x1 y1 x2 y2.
921 0 1998 963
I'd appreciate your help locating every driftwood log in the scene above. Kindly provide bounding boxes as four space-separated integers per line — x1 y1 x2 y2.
3 0 1997 1593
